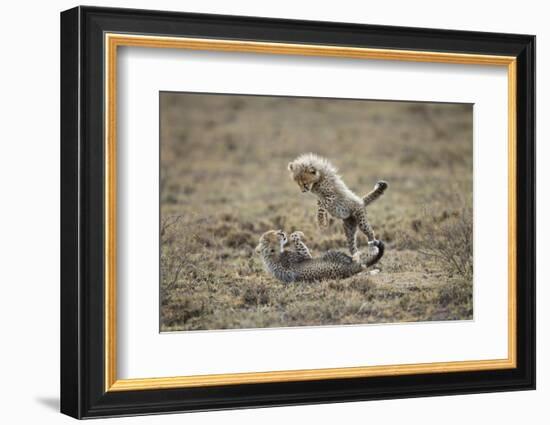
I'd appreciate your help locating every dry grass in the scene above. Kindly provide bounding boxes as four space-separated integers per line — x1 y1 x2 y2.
160 93 473 331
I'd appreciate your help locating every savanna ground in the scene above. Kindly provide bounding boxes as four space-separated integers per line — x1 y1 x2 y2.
160 93 473 332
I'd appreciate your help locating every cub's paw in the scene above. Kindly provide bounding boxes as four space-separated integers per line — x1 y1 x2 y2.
290 231 305 241
352 251 362 264
318 217 329 228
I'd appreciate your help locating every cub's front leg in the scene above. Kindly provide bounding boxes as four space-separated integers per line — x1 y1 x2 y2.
290 231 313 260
317 200 329 228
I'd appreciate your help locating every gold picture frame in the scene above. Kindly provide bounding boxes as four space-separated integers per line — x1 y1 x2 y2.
104 33 517 392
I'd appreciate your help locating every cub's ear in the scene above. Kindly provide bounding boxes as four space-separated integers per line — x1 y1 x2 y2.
287 162 295 172
255 244 261 254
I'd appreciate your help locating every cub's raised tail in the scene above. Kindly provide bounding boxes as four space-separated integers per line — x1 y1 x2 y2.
365 240 385 267
363 180 388 206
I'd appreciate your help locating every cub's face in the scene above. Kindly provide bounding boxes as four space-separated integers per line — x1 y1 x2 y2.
287 162 320 193
255 230 287 255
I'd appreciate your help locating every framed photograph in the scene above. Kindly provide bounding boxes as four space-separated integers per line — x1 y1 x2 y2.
60 6 535 419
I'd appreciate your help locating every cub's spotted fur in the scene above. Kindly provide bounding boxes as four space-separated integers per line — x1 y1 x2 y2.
288 153 387 261
256 230 384 283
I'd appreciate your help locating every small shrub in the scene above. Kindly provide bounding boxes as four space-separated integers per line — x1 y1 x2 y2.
160 215 208 303
416 206 473 280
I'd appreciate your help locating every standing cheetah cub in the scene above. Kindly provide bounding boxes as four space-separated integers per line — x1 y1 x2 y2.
288 153 387 262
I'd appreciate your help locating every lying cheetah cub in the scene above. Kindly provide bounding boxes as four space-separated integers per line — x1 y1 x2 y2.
288 153 387 262
255 229 384 283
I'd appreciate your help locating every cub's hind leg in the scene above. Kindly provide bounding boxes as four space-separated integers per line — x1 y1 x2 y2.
289 231 313 260
355 209 379 256
343 217 361 262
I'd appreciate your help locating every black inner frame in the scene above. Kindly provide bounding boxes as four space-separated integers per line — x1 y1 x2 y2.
60 6 535 419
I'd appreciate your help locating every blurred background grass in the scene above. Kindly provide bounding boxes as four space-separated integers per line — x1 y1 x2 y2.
160 92 473 331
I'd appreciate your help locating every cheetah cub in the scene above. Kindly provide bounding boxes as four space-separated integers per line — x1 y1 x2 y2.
288 153 387 263
255 229 384 283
